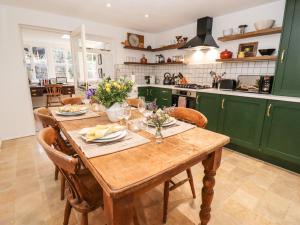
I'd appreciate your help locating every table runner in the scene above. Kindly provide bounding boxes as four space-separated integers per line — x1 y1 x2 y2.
49 107 100 122
144 120 196 138
68 130 150 158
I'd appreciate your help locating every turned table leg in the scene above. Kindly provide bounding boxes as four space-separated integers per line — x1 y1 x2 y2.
103 191 135 225
199 148 222 225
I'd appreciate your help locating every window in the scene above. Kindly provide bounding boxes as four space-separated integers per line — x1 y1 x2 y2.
24 45 73 83
52 48 73 82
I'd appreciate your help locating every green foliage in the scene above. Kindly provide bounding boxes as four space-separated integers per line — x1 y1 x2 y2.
93 78 134 108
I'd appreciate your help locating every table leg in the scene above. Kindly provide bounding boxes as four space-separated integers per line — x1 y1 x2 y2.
199 148 222 225
103 191 135 225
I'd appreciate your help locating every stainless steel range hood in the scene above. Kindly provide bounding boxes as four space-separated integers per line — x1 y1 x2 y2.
178 16 219 50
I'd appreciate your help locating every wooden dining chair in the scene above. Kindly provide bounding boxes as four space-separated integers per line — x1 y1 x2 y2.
34 107 75 200
62 96 83 105
162 107 208 223
37 127 103 225
127 98 140 108
45 84 63 107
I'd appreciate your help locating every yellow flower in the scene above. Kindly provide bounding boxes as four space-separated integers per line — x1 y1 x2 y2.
106 87 111 92
105 83 111 89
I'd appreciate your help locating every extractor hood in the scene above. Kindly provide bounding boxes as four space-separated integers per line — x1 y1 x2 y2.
178 16 219 50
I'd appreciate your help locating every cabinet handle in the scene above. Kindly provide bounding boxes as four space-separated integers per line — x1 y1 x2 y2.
162 98 168 101
280 49 286 63
150 89 152 95
162 90 167 93
267 104 272 117
196 95 199 104
221 98 225 109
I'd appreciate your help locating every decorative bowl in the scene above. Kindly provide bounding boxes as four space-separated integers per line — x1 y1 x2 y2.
258 48 276 56
254 20 275 30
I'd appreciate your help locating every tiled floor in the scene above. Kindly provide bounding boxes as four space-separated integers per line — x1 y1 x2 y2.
1 136 300 225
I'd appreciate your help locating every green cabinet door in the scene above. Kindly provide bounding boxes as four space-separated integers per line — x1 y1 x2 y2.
261 100 300 167
273 0 300 97
218 96 267 150
152 87 172 108
138 87 153 102
196 93 221 132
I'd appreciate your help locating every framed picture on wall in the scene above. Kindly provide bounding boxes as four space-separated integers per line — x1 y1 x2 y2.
56 77 67 84
238 42 258 57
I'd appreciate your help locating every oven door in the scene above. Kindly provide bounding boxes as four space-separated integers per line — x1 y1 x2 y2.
172 95 196 109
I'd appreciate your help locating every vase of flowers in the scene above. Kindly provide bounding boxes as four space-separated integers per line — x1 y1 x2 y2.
146 109 170 143
93 78 134 122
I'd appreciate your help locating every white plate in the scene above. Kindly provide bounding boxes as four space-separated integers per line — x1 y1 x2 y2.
143 118 177 127
82 130 127 143
56 109 88 116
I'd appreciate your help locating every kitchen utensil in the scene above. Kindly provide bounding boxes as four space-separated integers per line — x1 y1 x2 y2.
163 72 172 85
220 49 233 59
156 54 165 63
219 79 237 90
258 48 276 56
140 54 147 64
149 75 155 84
238 25 248 34
56 109 88 116
170 74 177 85
223 28 233 36
254 19 275 30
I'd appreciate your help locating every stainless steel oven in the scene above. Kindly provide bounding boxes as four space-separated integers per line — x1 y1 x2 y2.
171 89 197 109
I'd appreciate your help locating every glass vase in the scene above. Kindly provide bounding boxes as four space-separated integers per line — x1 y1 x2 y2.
155 126 163 144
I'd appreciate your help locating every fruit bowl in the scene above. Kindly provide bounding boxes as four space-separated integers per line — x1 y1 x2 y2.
254 20 275 30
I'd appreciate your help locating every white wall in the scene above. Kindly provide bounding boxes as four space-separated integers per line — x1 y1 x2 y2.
0 4 154 140
154 0 285 62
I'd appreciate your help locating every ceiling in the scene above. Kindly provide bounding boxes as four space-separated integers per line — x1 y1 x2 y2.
1 0 279 32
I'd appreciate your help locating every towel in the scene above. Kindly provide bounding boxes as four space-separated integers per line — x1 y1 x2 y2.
178 96 187 108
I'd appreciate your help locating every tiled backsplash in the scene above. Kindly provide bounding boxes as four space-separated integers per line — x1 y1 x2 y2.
115 61 276 86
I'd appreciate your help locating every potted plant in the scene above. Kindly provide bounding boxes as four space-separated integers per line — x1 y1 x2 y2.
93 78 134 122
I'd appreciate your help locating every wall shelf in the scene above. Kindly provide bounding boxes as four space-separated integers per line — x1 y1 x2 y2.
218 27 282 42
124 62 185 65
123 43 185 52
216 56 278 62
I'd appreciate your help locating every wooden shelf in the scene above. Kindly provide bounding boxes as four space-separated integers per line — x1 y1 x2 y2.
123 46 152 51
218 27 282 42
216 56 278 62
123 43 185 52
124 62 185 65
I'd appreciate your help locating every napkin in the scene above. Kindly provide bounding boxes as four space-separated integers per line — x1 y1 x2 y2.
79 124 125 141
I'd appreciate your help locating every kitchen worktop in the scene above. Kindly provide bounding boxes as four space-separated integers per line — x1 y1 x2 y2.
137 84 300 103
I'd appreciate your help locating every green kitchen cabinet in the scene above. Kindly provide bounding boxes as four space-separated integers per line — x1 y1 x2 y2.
138 87 154 102
152 87 172 108
196 93 221 132
261 100 300 168
218 96 267 150
273 0 300 97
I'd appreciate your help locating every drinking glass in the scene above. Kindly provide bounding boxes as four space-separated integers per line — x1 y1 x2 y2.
138 97 146 114
123 105 132 128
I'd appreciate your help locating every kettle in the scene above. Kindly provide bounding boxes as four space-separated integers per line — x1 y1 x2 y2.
170 73 178 85
163 72 172 85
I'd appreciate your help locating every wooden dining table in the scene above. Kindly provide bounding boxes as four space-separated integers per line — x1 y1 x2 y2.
58 110 230 225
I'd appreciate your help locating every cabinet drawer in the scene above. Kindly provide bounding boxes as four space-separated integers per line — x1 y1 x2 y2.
30 88 44 97
62 86 75 95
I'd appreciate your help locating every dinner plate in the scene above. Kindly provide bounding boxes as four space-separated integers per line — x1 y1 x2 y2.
143 118 177 127
82 130 127 143
56 109 88 116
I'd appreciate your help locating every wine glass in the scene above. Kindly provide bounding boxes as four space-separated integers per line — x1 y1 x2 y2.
138 97 146 114
123 105 132 128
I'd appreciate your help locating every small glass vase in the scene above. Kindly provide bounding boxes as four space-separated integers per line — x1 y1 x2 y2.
155 126 163 144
